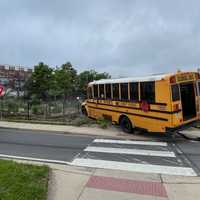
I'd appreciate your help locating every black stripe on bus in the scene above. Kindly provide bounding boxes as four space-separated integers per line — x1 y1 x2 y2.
92 98 167 106
88 105 168 121
150 109 181 114
149 102 167 106
87 101 181 114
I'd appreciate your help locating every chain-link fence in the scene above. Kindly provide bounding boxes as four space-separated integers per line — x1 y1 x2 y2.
0 96 83 123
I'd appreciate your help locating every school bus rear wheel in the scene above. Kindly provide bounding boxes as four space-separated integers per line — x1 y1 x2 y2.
120 116 133 133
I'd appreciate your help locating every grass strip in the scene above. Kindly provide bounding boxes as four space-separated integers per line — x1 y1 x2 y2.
0 160 49 200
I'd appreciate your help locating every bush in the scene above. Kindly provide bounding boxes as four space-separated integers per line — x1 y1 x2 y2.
31 105 44 115
71 116 95 126
96 117 111 129
7 101 18 113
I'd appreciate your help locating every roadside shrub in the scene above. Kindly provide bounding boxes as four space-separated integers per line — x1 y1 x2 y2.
31 105 38 114
96 117 111 129
71 116 95 126
31 105 44 115
7 101 18 113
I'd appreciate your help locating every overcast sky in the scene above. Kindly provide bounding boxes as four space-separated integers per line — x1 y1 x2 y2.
0 0 200 77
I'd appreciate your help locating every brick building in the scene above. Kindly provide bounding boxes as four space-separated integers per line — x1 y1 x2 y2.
0 64 32 91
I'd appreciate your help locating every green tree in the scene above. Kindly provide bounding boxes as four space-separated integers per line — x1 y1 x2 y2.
77 70 111 97
29 62 53 118
54 62 77 115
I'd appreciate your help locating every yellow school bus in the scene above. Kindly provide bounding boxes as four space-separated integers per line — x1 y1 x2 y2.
81 71 200 133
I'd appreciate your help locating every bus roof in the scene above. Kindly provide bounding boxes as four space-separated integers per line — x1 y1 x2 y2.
88 73 171 85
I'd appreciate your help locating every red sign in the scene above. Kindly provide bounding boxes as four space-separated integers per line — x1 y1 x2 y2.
0 85 4 96
140 101 150 112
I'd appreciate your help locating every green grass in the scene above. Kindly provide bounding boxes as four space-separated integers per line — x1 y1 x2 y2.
0 160 49 200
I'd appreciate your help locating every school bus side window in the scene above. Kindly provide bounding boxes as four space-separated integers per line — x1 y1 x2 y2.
171 84 180 101
94 85 98 98
121 83 128 100
130 82 139 101
112 83 119 100
140 81 155 103
106 84 111 99
87 87 92 99
99 84 105 99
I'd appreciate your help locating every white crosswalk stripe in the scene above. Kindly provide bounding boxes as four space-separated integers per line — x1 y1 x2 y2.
72 158 196 176
93 139 167 146
71 139 197 176
84 146 176 157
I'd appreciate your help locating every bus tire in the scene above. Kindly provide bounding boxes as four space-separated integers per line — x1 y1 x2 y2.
81 106 88 116
120 116 133 133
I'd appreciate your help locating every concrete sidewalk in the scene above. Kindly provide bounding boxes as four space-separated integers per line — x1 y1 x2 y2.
48 166 200 200
0 120 150 140
10 159 200 200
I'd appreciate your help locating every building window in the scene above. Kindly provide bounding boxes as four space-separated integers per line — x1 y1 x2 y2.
112 83 119 100
105 84 111 99
140 81 155 103
120 83 128 100
9 66 15 70
94 85 98 98
171 84 180 101
99 84 105 99
130 82 139 101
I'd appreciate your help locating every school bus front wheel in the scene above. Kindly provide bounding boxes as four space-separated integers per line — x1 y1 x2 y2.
81 106 88 116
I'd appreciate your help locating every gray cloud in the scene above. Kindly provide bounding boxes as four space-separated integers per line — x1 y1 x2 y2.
0 0 200 77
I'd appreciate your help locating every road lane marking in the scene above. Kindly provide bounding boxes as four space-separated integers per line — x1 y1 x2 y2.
94 139 167 146
0 154 70 165
84 146 176 157
71 158 197 176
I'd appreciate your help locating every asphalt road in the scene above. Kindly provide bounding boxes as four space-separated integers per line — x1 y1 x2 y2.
0 127 199 176
0 128 94 162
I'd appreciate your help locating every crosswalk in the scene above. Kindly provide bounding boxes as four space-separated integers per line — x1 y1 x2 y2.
71 139 197 176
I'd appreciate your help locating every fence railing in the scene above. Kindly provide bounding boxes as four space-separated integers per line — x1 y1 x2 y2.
0 96 82 121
